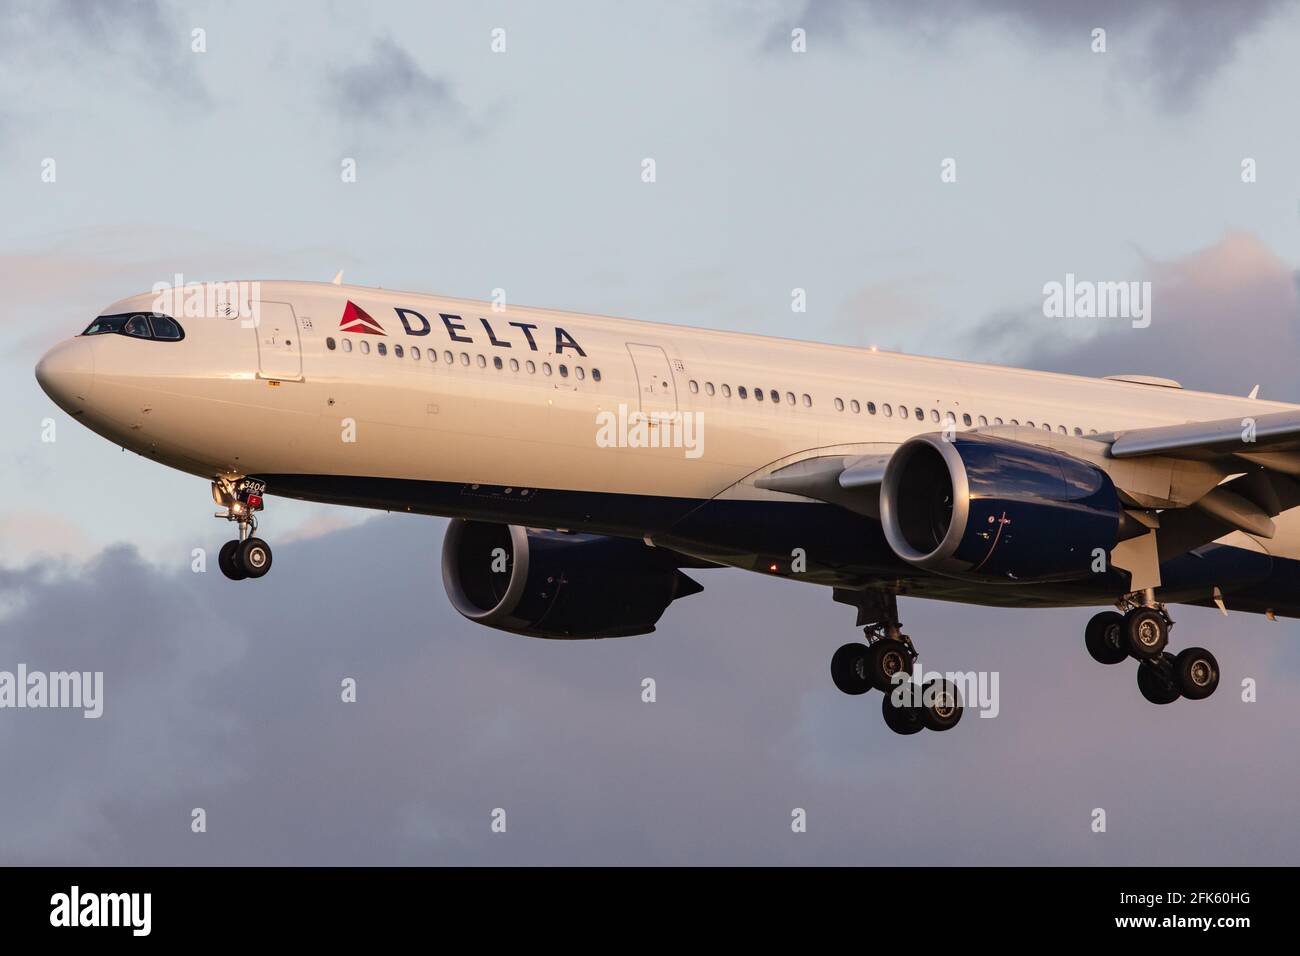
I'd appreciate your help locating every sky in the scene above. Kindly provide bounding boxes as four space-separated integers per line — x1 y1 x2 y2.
2 0 1299 864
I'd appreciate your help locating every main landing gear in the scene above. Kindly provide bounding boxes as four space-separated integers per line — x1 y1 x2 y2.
213 477 273 581
1083 596 1219 705
830 591 963 736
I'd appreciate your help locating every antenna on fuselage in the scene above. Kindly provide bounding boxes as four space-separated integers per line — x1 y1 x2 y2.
332 270 344 286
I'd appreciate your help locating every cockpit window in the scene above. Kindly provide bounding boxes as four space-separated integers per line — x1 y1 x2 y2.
149 314 183 339
82 313 185 342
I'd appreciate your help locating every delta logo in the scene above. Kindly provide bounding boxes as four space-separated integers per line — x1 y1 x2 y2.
339 300 385 335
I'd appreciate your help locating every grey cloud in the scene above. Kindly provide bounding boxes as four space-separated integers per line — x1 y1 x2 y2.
776 0 1292 110
329 37 467 127
1 0 207 105
941 232 1300 400
2 513 1298 864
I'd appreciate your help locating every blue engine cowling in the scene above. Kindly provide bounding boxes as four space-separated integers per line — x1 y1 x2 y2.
442 519 703 638
879 433 1122 582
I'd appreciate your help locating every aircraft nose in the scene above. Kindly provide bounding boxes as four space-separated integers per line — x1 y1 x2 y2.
35 337 95 413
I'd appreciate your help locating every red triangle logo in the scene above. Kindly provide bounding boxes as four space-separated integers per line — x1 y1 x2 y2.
339 300 385 334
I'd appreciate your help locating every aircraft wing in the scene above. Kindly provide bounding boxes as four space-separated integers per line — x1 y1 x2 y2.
1107 408 1300 472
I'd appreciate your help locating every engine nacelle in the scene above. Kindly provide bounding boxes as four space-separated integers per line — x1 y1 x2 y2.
441 519 702 639
879 433 1122 582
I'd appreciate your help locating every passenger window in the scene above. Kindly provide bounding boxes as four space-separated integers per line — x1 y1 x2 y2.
802 394 812 407
850 399 860 413
867 402 876 414
689 380 699 393
834 397 844 411
963 413 972 426
786 392 795 405
460 353 470 365
738 386 748 399
770 389 779 403
755 388 764 402
326 337 337 351
509 358 520 371
342 339 353 353
476 354 486 368
576 366 585 380
931 409 940 422
1073 427 1082 436
360 340 371 354
494 356 504 370
396 344 406 358
914 408 923 420
543 362 552 376
445 351 454 364
722 384 731 397
592 368 601 381
899 406 909 419
705 382 715 396
883 404 892 417
527 360 536 373
993 417 1002 425
411 346 421 360
377 343 387 356
559 364 569 377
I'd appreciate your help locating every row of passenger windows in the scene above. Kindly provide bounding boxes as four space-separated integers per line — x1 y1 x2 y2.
828 398 1098 435
687 380 813 406
685 378 1098 434
324 337 601 382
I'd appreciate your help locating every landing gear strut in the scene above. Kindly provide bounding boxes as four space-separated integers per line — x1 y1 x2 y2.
830 590 963 736
1083 594 1219 704
213 477 273 581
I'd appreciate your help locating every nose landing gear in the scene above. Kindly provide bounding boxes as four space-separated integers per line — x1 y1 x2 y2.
213 478 273 580
1084 597 1219 704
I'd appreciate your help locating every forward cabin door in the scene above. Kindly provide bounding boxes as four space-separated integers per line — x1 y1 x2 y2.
626 343 678 415
255 301 304 380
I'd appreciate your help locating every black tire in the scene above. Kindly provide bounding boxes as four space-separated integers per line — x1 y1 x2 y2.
866 640 913 693
881 688 925 735
1136 653 1180 705
920 678 963 732
218 540 247 580
1174 647 1220 700
1124 607 1168 660
830 643 871 696
1084 611 1128 665
238 537 273 578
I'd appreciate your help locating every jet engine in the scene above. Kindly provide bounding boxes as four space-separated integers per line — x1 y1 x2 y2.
879 433 1122 582
442 519 702 638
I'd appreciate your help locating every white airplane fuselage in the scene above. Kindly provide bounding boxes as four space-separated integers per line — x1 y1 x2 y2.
34 280 1300 614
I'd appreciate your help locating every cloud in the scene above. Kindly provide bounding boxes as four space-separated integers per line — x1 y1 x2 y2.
328 37 468 128
0 0 207 108
3 513 1299 864
776 0 1291 110
945 232 1300 399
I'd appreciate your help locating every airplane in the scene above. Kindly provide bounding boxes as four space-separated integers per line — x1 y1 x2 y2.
34 280 1300 734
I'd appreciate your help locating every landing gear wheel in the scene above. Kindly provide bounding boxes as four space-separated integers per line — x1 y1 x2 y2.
237 537 273 578
1174 647 1220 700
1124 607 1168 660
920 678 963 732
830 643 871 696
218 540 247 580
866 640 913 693
1136 653 1181 705
1085 611 1128 665
881 690 925 736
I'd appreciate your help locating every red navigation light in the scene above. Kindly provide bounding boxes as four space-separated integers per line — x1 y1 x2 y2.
247 494 263 509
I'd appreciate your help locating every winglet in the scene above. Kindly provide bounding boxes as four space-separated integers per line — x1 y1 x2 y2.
332 270 344 286
1248 384 1260 399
